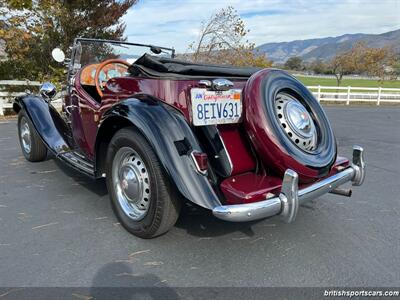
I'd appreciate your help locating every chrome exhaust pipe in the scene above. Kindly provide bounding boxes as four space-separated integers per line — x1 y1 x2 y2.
329 188 352 197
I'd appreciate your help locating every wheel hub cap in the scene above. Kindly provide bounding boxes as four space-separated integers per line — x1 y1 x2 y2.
275 93 317 152
112 148 151 221
20 117 31 154
286 101 313 137
120 166 141 200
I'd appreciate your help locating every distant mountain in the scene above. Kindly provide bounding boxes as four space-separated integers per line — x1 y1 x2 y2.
256 29 400 63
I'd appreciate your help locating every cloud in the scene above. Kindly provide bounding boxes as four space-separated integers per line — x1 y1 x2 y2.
122 0 400 52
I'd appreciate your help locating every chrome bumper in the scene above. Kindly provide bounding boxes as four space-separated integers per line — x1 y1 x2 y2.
212 145 366 223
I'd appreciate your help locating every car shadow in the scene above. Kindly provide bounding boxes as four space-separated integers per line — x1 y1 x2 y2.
174 203 265 238
88 262 180 300
50 158 268 238
53 158 108 197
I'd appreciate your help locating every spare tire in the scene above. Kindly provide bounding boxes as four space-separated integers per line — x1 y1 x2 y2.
243 69 336 182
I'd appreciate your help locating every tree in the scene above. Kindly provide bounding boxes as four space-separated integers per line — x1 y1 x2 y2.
330 42 395 85
187 6 272 68
309 59 328 74
330 52 352 86
284 56 303 71
392 55 400 77
0 0 137 81
363 46 395 80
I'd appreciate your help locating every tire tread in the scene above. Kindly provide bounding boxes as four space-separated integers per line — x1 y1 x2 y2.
18 111 47 162
106 127 180 238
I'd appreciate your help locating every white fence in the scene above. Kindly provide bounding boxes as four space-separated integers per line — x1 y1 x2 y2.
0 80 41 115
1 81 400 115
0 80 62 115
307 86 400 105
293 73 400 80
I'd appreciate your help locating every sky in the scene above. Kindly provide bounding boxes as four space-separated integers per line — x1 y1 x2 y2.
122 0 400 52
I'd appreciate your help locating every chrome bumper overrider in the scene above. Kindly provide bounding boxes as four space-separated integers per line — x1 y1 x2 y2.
212 145 366 223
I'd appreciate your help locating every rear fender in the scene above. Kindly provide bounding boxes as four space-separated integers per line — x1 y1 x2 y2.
13 95 71 154
96 96 221 210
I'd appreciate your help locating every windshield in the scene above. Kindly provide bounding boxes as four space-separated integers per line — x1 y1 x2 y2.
70 38 174 72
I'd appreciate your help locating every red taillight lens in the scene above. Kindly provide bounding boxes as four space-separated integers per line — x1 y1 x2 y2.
191 151 208 174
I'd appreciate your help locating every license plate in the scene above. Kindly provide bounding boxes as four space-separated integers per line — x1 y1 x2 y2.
191 88 242 126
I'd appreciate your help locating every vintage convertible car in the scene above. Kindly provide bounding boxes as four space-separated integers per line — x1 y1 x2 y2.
14 38 365 238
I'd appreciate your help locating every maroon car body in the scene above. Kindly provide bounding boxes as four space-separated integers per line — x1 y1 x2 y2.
13 38 365 238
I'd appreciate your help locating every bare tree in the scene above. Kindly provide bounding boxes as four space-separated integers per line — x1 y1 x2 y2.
330 53 351 86
187 6 272 68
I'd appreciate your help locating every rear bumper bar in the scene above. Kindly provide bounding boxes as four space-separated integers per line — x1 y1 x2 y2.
212 145 366 223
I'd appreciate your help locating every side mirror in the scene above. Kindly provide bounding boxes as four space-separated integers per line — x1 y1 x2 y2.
40 82 57 99
51 48 65 63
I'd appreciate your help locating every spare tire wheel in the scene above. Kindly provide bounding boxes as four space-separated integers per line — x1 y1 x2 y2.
243 69 337 182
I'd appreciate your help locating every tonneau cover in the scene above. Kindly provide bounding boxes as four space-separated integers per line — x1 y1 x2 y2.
128 54 261 79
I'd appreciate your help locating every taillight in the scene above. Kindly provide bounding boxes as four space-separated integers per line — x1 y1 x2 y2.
190 151 208 175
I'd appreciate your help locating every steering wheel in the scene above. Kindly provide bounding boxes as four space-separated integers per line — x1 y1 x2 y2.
94 59 130 98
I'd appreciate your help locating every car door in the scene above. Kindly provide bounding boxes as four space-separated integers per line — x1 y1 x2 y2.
69 76 100 160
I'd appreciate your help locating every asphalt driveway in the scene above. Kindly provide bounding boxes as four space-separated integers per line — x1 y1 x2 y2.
0 106 399 289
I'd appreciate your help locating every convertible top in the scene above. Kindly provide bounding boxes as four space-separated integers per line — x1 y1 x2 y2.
128 54 261 79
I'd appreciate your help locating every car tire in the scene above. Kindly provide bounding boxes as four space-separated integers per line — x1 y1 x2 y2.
18 110 47 162
244 69 337 181
106 127 180 238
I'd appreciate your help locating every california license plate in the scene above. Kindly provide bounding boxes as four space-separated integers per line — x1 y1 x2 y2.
191 88 242 126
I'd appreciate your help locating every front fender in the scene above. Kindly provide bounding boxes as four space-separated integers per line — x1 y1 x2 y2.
13 95 71 154
97 97 221 210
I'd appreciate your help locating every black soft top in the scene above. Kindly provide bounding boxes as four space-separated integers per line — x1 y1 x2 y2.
128 54 261 79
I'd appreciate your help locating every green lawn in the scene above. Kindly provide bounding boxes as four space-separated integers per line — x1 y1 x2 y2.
295 76 400 89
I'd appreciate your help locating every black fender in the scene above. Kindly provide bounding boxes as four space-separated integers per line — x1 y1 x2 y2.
96 96 221 210
13 95 71 154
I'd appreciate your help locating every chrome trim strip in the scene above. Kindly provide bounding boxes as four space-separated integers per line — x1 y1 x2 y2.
212 145 365 222
298 167 354 204
215 126 234 176
60 151 94 175
212 197 282 222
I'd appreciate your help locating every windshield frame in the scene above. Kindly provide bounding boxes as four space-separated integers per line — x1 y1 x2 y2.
66 38 175 89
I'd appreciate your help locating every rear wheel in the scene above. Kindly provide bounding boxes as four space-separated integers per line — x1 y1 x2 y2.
18 110 47 162
106 127 180 238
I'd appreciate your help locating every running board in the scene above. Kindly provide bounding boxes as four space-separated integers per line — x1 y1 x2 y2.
59 151 95 177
